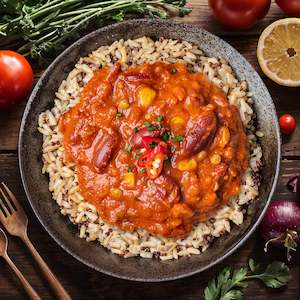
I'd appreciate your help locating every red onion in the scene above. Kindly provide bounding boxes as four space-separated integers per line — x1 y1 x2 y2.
260 200 300 260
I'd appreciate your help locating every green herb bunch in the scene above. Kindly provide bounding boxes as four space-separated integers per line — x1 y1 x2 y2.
0 0 191 60
204 259 290 300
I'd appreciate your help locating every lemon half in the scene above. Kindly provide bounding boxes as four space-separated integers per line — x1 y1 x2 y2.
257 18 300 87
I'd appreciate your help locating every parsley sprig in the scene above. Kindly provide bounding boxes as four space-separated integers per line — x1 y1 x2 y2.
204 259 290 300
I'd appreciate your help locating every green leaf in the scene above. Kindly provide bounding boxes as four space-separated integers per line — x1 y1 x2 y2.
257 261 290 288
139 167 146 174
248 259 260 274
162 131 170 142
116 112 122 118
204 259 291 300
133 127 139 133
173 135 184 142
144 121 152 127
221 290 243 300
157 115 164 122
126 144 133 153
149 141 158 148
204 267 231 300
204 277 218 300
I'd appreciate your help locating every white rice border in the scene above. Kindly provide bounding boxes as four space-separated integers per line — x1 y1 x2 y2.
38 36 263 260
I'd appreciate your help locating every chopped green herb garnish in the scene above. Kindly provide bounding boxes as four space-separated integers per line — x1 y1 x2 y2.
133 127 139 134
171 68 177 74
144 121 152 127
135 152 142 159
115 112 122 118
126 144 133 153
148 125 158 132
163 159 170 168
127 166 134 173
157 115 164 122
139 168 146 174
133 151 142 159
149 141 158 148
162 131 171 142
173 135 184 142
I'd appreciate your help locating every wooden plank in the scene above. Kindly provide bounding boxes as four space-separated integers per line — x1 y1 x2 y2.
0 154 299 299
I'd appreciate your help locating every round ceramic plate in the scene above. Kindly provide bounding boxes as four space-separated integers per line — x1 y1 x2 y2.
18 19 281 282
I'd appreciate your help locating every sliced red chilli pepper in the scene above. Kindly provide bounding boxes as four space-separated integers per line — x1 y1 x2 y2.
131 127 160 149
146 152 165 179
137 150 149 167
141 136 162 150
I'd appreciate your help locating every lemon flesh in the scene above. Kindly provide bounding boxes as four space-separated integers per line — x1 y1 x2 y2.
257 18 300 87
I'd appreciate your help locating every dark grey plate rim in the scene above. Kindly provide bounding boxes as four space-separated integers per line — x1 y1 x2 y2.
18 18 281 282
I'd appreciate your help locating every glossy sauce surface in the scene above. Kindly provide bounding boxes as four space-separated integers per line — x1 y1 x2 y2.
59 62 248 237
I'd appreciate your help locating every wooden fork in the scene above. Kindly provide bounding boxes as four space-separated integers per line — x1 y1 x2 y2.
0 182 71 300
0 228 41 300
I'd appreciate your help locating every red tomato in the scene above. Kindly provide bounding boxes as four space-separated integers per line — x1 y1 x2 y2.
279 114 296 135
209 0 271 30
276 0 300 17
0 50 33 109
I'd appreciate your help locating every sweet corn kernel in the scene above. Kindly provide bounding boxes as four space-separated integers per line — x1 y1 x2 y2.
138 86 156 109
77 202 86 212
123 172 136 188
219 126 230 148
110 188 122 198
118 99 129 110
170 116 185 128
177 159 197 171
210 154 221 165
197 150 207 161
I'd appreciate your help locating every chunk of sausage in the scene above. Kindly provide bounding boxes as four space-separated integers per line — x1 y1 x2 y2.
92 129 119 172
183 111 217 156
138 174 180 207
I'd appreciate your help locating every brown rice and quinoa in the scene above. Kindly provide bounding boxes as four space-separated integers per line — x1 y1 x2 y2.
38 37 263 260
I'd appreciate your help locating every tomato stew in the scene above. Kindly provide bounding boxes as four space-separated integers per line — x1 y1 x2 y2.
59 62 248 237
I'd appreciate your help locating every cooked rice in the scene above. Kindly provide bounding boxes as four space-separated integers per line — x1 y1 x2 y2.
38 37 263 260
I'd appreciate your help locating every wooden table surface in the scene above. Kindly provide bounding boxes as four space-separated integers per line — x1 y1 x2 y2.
0 1 300 299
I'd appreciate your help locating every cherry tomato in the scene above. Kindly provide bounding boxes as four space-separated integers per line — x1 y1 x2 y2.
276 0 300 17
0 50 33 109
279 114 296 135
209 0 271 30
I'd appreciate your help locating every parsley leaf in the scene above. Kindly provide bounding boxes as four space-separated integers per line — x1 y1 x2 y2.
139 168 146 174
127 166 134 173
162 131 171 142
126 144 133 153
149 141 158 148
133 127 139 134
163 159 170 168
144 121 152 127
157 115 164 122
204 259 290 300
173 135 184 142
115 112 122 118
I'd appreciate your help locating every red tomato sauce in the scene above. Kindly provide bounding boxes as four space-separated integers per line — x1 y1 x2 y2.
59 62 248 237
